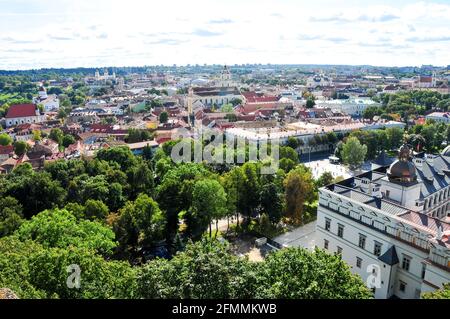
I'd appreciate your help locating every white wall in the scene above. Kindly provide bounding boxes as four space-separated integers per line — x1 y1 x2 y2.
316 191 442 299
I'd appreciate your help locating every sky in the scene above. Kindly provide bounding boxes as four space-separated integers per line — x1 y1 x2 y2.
0 0 449 70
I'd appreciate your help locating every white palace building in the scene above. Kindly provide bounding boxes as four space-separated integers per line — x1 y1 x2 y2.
317 145 450 299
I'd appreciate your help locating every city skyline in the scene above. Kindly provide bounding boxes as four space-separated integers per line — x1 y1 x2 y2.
1 0 450 70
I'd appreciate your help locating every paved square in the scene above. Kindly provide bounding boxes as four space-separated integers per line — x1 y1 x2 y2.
304 158 351 180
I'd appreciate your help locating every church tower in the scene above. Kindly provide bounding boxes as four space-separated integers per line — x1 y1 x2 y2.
38 86 47 100
187 86 194 126
219 65 232 87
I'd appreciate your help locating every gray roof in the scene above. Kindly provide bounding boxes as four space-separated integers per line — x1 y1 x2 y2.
415 155 450 197
378 245 399 265
373 151 396 166
335 187 408 216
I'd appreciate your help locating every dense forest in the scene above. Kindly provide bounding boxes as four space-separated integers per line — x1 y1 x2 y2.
0 142 375 299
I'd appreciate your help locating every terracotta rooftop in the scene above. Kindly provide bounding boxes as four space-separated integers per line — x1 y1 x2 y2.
5 104 38 118
0 145 14 155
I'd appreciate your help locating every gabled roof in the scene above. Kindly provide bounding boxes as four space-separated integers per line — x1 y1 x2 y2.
378 245 399 265
5 104 38 118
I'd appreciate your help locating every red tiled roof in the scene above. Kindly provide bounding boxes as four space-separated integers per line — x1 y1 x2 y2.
246 96 279 103
89 124 112 132
241 91 261 99
156 137 171 144
239 103 282 114
419 76 432 83
242 91 279 103
5 104 37 118
0 145 14 155
237 114 256 121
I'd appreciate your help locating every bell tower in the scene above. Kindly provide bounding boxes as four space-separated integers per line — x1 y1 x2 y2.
220 65 232 87
187 86 195 126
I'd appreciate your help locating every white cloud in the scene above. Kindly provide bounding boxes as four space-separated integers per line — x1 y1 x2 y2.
0 0 449 69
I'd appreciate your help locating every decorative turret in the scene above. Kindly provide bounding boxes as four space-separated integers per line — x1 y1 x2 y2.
387 144 417 184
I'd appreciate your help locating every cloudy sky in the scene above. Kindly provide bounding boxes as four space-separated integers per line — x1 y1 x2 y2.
0 0 449 69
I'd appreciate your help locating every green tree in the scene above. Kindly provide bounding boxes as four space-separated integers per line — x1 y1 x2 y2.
156 163 210 244
96 146 137 171
306 97 315 108
225 113 238 122
363 106 382 120
16 209 116 255
4 171 66 218
0 196 24 237
230 98 242 106
62 134 76 148
386 127 404 150
0 133 13 146
159 111 169 123
84 199 109 221
13 140 28 156
221 167 245 229
191 179 227 239
334 141 344 161
342 137 367 170
32 130 42 142
114 194 166 256
422 283 450 299
279 157 297 173
283 165 315 224
316 171 334 188
280 146 299 163
127 161 154 199
137 239 255 299
260 181 283 224
286 136 300 149
376 130 389 153
49 128 64 145
0 237 47 298
255 247 372 299
240 162 261 222
27 246 137 298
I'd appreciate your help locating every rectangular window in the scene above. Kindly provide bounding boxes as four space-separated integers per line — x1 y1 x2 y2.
421 264 426 279
337 224 344 238
374 241 382 257
337 246 343 255
402 256 411 272
356 257 362 269
324 239 329 250
358 234 366 249
325 218 331 231
399 281 407 293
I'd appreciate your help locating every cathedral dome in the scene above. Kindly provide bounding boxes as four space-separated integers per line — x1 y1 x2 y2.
387 145 417 184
